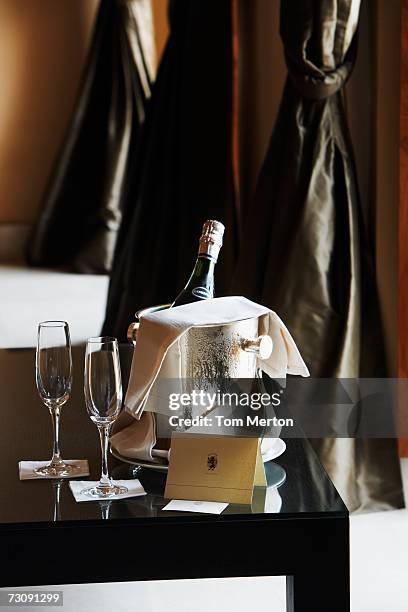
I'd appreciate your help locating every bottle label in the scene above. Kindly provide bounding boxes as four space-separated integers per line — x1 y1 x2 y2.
192 287 212 300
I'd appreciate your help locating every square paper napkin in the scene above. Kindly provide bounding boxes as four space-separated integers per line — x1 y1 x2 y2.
19 460 90 480
69 479 146 502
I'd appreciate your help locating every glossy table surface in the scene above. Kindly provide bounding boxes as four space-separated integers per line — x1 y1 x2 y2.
0 346 347 527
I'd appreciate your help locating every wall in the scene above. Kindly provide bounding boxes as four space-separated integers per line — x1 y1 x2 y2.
151 0 169 63
0 0 100 225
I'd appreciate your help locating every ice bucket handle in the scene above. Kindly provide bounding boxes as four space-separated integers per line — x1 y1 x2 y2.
127 321 140 346
241 335 273 360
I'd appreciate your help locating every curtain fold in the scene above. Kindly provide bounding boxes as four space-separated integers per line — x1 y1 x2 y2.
102 0 237 340
26 0 154 274
232 0 403 512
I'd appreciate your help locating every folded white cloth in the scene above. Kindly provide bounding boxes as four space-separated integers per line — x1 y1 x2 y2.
125 296 309 418
19 460 90 480
69 479 146 502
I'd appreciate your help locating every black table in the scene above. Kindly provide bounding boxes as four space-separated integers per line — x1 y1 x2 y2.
0 347 349 611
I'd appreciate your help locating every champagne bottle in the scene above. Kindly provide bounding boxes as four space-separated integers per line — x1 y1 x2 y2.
171 220 225 307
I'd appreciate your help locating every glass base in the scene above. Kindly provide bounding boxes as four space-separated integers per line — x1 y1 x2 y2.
80 484 128 499
35 462 81 478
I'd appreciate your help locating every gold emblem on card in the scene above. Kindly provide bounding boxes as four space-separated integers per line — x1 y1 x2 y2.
207 453 218 472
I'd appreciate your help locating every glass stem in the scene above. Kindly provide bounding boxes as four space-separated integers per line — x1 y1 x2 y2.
50 406 63 467
98 425 111 488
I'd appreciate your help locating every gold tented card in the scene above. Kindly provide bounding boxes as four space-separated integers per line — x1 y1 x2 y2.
164 435 266 505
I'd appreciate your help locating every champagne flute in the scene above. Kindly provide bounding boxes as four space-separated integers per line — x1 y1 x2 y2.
35 321 79 477
82 337 127 498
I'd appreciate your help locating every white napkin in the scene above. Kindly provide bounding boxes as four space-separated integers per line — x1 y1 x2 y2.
19 460 90 480
125 296 309 418
69 479 146 502
162 500 229 514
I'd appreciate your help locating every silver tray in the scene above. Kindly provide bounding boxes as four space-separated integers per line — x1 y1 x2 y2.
110 447 168 473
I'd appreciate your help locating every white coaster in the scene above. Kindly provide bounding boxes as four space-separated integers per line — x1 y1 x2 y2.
19 460 90 480
162 500 229 514
69 479 146 502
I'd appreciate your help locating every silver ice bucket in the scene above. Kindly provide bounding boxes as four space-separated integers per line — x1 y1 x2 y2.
126 303 280 446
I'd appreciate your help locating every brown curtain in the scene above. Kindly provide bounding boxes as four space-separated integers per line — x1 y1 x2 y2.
232 0 403 512
102 0 237 340
26 0 154 274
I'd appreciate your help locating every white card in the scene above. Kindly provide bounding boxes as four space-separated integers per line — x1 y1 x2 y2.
162 499 229 514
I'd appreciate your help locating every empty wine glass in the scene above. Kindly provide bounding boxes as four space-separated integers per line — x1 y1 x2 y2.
82 336 127 498
35 321 79 477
